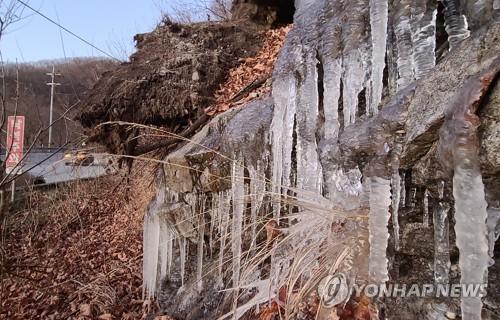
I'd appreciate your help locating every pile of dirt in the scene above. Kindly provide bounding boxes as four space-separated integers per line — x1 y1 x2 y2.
79 20 264 156
1 167 154 319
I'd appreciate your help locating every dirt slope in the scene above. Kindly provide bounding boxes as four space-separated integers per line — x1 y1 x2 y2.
79 20 263 156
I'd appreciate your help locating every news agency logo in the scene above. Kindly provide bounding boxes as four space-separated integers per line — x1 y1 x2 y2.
317 273 351 307
318 273 488 308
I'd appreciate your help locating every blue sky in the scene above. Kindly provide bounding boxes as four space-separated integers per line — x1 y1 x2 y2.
1 1 169 62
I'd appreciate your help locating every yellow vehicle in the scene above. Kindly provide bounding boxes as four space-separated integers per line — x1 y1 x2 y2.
64 151 94 166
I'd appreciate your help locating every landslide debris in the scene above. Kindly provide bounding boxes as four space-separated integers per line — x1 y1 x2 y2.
79 19 263 156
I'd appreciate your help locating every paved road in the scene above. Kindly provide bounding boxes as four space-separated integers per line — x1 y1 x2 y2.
3 151 111 186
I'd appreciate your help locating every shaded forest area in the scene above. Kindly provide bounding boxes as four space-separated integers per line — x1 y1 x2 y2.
1 58 115 148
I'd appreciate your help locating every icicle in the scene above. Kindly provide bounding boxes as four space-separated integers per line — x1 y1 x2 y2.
323 58 342 141
452 164 489 319
391 174 401 251
166 228 173 274
142 177 166 298
196 198 205 291
439 0 471 49
368 176 392 284
295 55 323 194
341 0 370 121
400 172 406 207
218 191 231 288
231 158 245 313
438 179 445 199
434 182 451 283
249 163 266 249
393 0 415 89
342 50 366 127
386 16 399 96
369 0 388 115
158 219 171 284
409 186 417 208
180 237 187 287
423 189 429 227
411 2 437 79
210 195 218 259
270 76 297 220
143 213 160 298
437 71 496 320
487 206 500 261
390 131 404 251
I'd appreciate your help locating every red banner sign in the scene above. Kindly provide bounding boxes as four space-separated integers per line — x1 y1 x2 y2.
5 116 25 174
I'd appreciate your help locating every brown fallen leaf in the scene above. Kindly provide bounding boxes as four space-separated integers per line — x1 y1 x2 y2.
265 220 281 246
258 301 280 320
79 303 92 317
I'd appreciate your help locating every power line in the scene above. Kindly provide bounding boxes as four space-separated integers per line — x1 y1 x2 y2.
16 0 121 61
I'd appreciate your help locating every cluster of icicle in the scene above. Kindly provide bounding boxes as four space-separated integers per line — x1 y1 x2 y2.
271 0 476 288
141 0 499 319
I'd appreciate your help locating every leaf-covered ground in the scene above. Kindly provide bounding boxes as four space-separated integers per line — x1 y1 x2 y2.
1 165 154 319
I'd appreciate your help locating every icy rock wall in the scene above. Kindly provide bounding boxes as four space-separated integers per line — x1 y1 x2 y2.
141 0 500 318
270 0 494 202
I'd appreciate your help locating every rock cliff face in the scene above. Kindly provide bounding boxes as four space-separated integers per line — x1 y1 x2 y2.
231 0 295 26
82 0 500 319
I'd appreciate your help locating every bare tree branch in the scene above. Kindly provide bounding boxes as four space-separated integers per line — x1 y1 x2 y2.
0 0 30 42
156 0 232 24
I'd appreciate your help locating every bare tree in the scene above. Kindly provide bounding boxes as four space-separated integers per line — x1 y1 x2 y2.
0 3 29 308
156 0 232 24
207 0 232 21
0 1 30 210
0 0 28 42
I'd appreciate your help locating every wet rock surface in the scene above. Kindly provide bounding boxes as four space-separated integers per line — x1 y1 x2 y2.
163 97 273 195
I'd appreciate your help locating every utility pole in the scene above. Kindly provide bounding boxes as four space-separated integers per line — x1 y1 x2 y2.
46 66 61 148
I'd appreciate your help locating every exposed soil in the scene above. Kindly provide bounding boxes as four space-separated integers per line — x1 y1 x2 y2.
79 20 264 156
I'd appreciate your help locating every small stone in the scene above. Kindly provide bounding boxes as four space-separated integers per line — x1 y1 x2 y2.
446 311 456 319
159 67 168 76
192 71 200 81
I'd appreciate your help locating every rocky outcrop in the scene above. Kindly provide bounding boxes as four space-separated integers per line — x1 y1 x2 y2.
163 97 273 197
231 0 295 26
